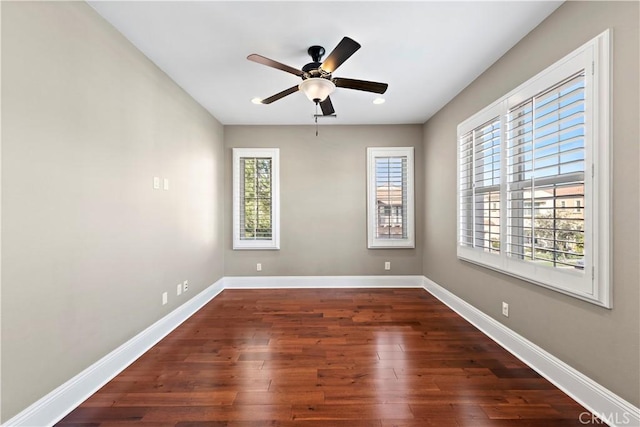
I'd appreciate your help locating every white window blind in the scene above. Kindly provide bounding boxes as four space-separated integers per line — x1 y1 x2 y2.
507 72 586 269
239 157 273 241
456 30 611 307
376 156 408 239
459 118 501 254
233 148 280 250
367 147 415 248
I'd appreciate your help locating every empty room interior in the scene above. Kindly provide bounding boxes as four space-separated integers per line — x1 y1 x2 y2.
1 1 639 426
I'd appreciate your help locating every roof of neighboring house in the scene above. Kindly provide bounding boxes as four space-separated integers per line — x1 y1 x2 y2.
376 186 403 206
533 185 584 198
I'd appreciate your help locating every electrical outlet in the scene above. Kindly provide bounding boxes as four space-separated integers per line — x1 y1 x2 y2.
183 280 188 292
162 292 168 305
502 302 509 317
257 263 262 272
153 177 160 189
384 261 391 271
177 283 182 296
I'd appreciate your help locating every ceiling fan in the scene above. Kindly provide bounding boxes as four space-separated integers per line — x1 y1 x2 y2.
247 37 388 116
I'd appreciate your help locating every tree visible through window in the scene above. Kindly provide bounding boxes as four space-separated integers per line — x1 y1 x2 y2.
233 148 280 250
240 157 272 240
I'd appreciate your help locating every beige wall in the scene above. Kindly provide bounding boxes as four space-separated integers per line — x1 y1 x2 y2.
224 125 423 276
422 1 639 406
1 2 225 421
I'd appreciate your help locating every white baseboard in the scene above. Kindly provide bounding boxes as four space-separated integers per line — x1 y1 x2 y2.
423 277 640 427
224 274 424 289
2 278 225 427
5 275 638 427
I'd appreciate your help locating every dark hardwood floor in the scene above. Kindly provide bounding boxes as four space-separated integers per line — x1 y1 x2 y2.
57 288 595 426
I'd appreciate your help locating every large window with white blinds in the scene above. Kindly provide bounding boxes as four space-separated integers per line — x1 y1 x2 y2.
457 30 611 307
367 147 415 248
233 148 280 250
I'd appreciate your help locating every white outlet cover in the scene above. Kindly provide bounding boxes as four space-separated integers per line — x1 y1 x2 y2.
384 262 391 270
257 263 262 271
163 178 169 190
177 283 182 296
183 280 188 292
153 177 160 189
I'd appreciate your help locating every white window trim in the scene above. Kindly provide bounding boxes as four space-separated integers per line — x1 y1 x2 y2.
232 148 280 250
367 147 415 249
456 30 611 308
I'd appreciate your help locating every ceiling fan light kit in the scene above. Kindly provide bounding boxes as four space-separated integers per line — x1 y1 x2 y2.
299 78 335 103
247 36 388 118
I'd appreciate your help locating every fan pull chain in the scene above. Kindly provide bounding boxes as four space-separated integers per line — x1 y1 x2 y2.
315 102 319 136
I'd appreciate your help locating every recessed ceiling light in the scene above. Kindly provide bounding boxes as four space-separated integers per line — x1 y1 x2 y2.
251 97 263 104
373 97 386 105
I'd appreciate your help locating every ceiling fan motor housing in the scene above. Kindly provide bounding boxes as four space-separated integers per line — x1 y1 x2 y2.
302 62 322 74
302 45 327 77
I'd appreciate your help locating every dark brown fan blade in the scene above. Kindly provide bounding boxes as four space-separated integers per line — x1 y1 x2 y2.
261 85 300 104
247 54 304 77
320 37 361 73
333 77 388 94
320 96 335 115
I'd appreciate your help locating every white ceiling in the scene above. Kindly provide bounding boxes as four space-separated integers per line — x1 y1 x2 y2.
88 1 562 125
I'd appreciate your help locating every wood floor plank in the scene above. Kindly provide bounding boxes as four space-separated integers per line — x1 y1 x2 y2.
480 403 563 419
57 289 592 426
233 391 325 405
112 392 237 407
380 419 458 427
291 403 414 420
141 405 292 422
409 402 490 420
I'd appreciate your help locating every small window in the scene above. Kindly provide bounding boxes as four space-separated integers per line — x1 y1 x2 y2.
367 147 415 248
232 148 280 250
